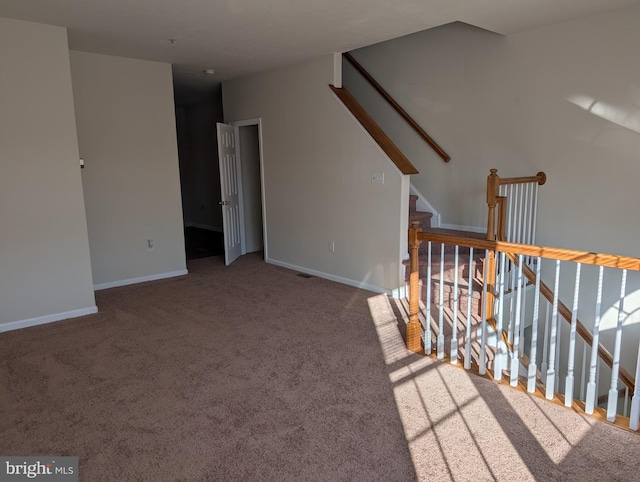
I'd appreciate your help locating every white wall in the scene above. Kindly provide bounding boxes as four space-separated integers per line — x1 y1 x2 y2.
0 19 96 328
346 8 640 381
345 7 640 259
223 55 409 293
344 23 504 231
70 51 187 288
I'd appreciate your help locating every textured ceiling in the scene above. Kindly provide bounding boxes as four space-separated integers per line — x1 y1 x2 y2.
1 0 638 105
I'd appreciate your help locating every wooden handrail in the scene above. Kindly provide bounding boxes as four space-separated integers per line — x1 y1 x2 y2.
413 229 637 393
416 232 640 271
486 169 546 243
329 85 418 175
343 52 451 163
498 172 547 186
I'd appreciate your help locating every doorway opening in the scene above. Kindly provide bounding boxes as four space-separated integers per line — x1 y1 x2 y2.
236 122 265 258
173 79 225 260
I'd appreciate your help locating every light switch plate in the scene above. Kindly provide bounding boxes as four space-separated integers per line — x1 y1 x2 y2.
371 172 384 184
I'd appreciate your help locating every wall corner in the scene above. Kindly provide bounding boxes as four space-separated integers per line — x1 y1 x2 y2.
333 52 342 88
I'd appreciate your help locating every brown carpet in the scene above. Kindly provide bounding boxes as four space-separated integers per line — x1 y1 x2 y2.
1 253 638 481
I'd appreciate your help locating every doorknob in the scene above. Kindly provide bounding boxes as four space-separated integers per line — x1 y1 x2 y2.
219 200 230 205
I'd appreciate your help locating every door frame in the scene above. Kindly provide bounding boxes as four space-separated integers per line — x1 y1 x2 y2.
229 118 268 260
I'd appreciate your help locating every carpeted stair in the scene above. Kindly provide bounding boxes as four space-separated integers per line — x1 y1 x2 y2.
409 194 433 233
405 194 488 278
404 194 499 368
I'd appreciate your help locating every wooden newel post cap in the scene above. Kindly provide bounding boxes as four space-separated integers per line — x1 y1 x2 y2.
489 168 498 176
410 221 421 229
537 171 547 185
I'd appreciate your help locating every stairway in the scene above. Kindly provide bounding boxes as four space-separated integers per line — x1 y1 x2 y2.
404 194 502 369
409 194 432 233
406 195 487 277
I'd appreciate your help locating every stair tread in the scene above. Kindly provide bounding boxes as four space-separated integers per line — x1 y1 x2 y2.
410 211 433 220
420 227 486 239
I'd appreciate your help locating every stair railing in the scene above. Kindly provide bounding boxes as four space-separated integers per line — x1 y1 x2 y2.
329 85 419 175
343 52 451 163
407 223 640 431
485 168 635 419
485 169 546 328
486 168 547 244
506 253 636 417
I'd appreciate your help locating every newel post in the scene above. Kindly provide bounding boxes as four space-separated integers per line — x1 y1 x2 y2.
486 169 500 242
485 169 500 322
497 196 507 241
407 221 424 354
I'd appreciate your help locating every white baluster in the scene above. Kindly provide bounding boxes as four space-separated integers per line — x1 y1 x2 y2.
531 183 539 246
565 263 581 407
519 261 527 359
596 358 601 406
528 183 534 244
437 244 445 359
624 385 629 417
546 260 561 400
528 256 541 393
451 245 459 364
522 183 530 246
630 340 640 430
495 251 507 381
585 266 605 414
541 302 550 376
511 254 524 387
514 184 521 244
464 248 474 370
580 339 587 401
607 269 627 422
520 184 526 244
508 258 517 344
522 184 530 266
555 310 562 392
425 242 432 355
479 249 489 375
507 185 514 243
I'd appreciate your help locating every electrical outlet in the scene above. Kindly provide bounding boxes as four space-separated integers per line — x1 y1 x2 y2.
371 172 384 184
147 239 154 251
329 241 335 252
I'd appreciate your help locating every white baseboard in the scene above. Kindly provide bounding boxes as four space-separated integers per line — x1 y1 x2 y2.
265 257 392 295
439 223 486 234
0 306 99 333
184 223 222 232
94 269 188 291
391 283 409 299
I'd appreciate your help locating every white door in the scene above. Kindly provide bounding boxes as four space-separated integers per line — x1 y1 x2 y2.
217 123 242 265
